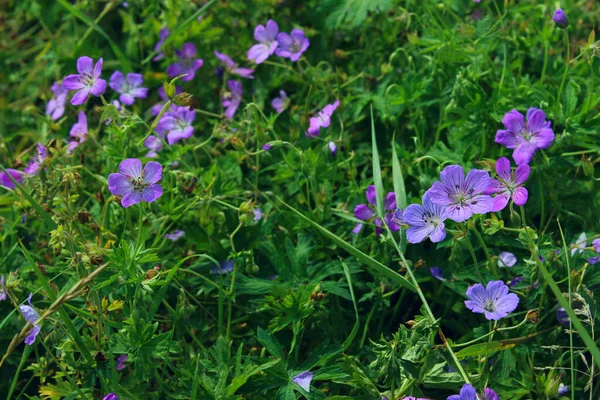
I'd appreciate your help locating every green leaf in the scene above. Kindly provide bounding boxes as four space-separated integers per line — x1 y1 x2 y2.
370 105 385 219
256 327 285 361
455 341 516 359
324 0 393 29
391 138 408 210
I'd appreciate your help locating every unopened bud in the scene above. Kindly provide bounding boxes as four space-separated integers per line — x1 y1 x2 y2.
145 269 158 280
526 309 539 323
582 158 594 177
173 92 194 107
163 81 176 99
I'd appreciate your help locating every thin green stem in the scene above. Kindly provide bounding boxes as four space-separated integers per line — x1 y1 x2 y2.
557 29 571 102
464 233 483 282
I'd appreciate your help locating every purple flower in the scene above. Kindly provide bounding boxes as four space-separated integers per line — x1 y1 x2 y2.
164 230 185 241
487 157 529 211
292 371 313 392
391 208 405 226
214 51 254 78
156 106 196 145
483 388 499 400
508 276 525 287
109 71 148 106
153 27 170 61
404 191 449 244
108 159 163 208
62 56 106 105
211 259 234 275
571 232 587 256
262 143 272 151
0 168 25 190
0 275 6 301
353 185 400 235
112 100 122 111
248 20 279 64
589 256 600 265
556 307 569 325
24 143 47 175
328 141 337 155
593 238 600 253
495 108 555 165
46 82 67 120
465 280 519 320
67 111 88 154
447 384 479 400
498 251 517 268
116 354 128 371
430 267 445 281
167 43 204 82
253 208 263 221
222 80 242 119
271 90 289 113
428 165 493 222
558 383 569 395
276 29 310 62
144 136 163 158
20 293 41 345
401 397 428 400
103 394 118 400
306 100 339 137
553 8 568 28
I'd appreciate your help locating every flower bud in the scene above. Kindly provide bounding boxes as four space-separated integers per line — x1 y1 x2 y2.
582 158 594 177
145 269 158 280
553 8 568 29
526 309 539 323
173 92 194 107
229 136 245 150
262 140 281 150
163 81 176 99
509 209 521 226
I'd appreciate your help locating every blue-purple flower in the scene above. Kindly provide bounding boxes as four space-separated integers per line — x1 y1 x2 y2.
428 165 493 222
19 293 41 345
24 143 47 175
144 136 163 158
292 371 313 392
328 141 337 155
306 100 339 137
0 275 6 301
553 9 568 28
495 108 555 165
447 384 498 400
571 232 587 256
116 354 128 371
164 230 185 241
558 383 569 395
276 29 310 62
108 159 163 208
253 208 263 221
62 56 106 105
271 90 289 113
156 106 196 145
222 80 242 119
248 20 279 64
214 51 254 79
67 111 88 154
430 267 445 281
46 82 68 120
353 185 400 235
498 251 517 268
211 260 234 275
109 71 148 105
103 394 118 400
465 280 519 320
153 27 170 61
0 169 24 190
404 191 449 244
486 157 529 211
556 307 569 325
167 43 204 82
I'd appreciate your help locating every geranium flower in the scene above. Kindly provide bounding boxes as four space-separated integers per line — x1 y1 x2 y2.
353 185 400 235
24 143 47 175
108 158 163 208
553 9 568 28
214 51 254 78
430 267 445 281
222 80 242 119
167 43 203 82
292 371 313 392
447 384 498 400
495 108 554 165
144 136 163 158
103 394 118 400
109 71 148 105
156 106 196 145
163 230 185 241
404 191 448 243
116 354 128 371
328 141 337 155
0 168 25 189
62 56 107 105
276 29 309 61
271 90 289 113
0 275 6 301
465 280 519 320
248 20 279 64
211 260 234 275
306 100 339 137
19 293 41 345
153 27 169 61
498 251 517 267
67 111 88 154
571 232 587 256
46 82 68 120
486 157 529 211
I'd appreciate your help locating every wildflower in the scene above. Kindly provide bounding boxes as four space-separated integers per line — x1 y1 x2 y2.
556 307 569 325
103 394 118 400
498 251 517 268
292 371 313 392
306 100 339 137
151 85 182 116
67 111 88 154
0 168 25 189
109 71 149 106
404 191 449 243
24 143 47 175
353 185 400 235
276 29 310 61
214 51 254 78
593 238 600 253
271 90 289 113
211 259 234 275
222 80 242 119
558 383 569 395
553 9 568 29
19 293 41 345
167 43 204 82
570 232 587 256
144 136 163 158
487 157 529 211
156 106 196 145
430 267 445 281
46 82 68 120
589 256 600 265
0 275 6 301
391 208 405 226
465 280 519 320
483 389 499 400
428 165 493 222
62 56 106 105
253 208 263 221
163 230 185 241
248 20 279 64
262 143 272 150
153 27 169 61
116 354 128 371
108 159 163 208
495 108 555 165
112 100 122 111
447 384 490 400
328 141 337 155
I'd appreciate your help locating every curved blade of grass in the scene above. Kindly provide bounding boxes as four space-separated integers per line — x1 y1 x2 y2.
391 137 408 210
56 0 132 71
370 105 385 218
277 197 415 292
142 0 217 64
6 345 33 400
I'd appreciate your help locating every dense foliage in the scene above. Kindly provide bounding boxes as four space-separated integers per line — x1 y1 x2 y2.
1 0 600 399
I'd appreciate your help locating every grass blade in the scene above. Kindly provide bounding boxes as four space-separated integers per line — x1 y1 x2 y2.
391 137 408 210
277 197 415 292
370 105 385 218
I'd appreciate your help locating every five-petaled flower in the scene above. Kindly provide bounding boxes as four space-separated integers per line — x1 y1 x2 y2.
222 80 243 119
67 111 88 154
20 293 41 345
109 71 149 105
271 90 289 113
306 100 339 137
144 136 163 158
428 165 493 222
167 43 204 82
465 280 519 320
62 56 107 105
214 51 254 78
276 29 310 61
447 384 499 400
292 371 313 392
248 20 279 64
46 82 68 120
495 108 554 165
353 185 400 236
498 251 517 267
0 168 25 190
404 191 449 244
486 157 529 211
25 143 47 175
156 106 196 145
108 158 163 208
